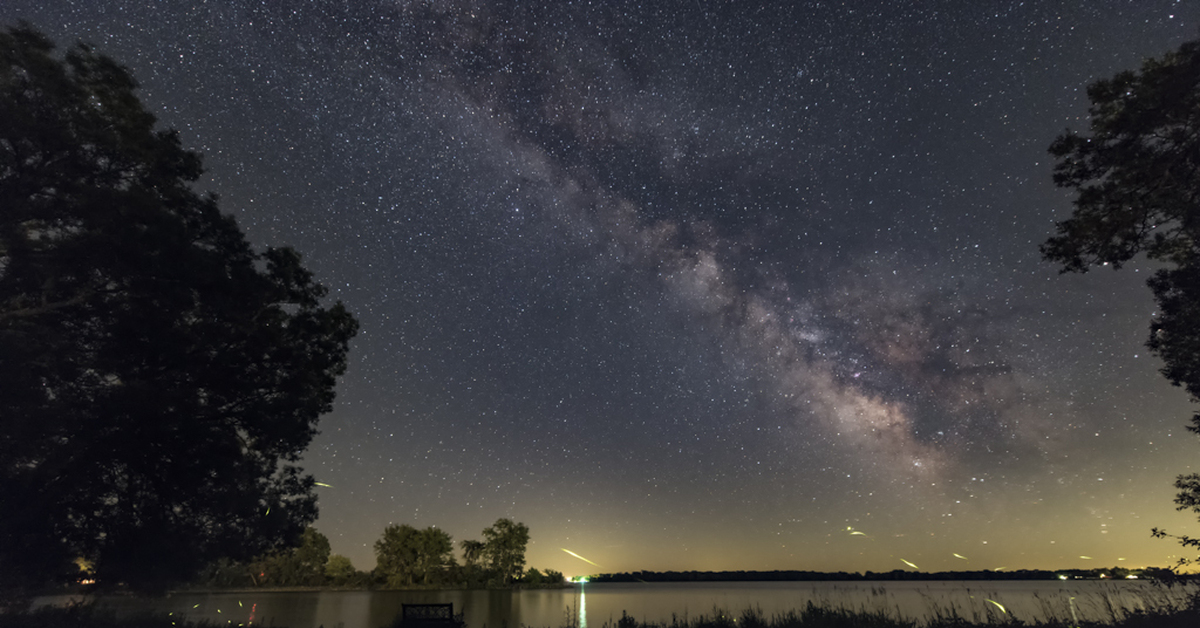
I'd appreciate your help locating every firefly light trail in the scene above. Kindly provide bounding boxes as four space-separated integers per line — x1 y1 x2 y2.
562 549 601 568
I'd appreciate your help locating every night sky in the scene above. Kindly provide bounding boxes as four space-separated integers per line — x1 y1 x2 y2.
11 1 1200 577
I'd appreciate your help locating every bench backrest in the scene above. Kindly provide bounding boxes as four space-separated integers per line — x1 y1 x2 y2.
401 603 455 624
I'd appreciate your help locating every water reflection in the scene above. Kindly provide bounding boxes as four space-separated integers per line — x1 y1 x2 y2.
578 583 587 628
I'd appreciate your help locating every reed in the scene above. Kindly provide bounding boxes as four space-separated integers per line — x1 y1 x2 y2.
0 603 218 628
590 585 1200 628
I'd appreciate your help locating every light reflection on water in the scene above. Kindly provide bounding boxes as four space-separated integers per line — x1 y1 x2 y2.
578 583 587 628
36 580 1198 628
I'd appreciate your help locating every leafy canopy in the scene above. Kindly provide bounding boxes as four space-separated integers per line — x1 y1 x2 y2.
0 23 357 594
1042 39 1200 274
254 527 332 587
324 554 357 584
481 518 530 585
374 525 455 587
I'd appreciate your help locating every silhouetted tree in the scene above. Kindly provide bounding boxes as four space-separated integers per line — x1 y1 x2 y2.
0 23 358 599
460 539 485 567
324 554 357 586
522 567 544 585
374 525 455 587
541 568 565 585
1041 37 1200 562
456 538 488 588
481 518 530 585
256 527 331 586
414 527 455 585
196 557 255 589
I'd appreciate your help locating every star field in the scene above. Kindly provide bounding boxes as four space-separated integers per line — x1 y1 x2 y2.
10 0 1200 575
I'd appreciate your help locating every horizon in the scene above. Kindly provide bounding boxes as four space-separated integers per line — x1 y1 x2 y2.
10 0 1200 579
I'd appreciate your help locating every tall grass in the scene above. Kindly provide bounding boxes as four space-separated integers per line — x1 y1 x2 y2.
0 602 219 628
585 602 1200 627
581 584 1200 628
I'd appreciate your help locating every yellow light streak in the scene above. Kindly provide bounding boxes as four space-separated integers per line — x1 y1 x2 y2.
845 526 871 539
900 558 919 570
561 548 600 567
986 599 1007 614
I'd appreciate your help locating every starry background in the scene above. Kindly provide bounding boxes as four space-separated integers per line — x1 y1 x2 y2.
9 0 1200 576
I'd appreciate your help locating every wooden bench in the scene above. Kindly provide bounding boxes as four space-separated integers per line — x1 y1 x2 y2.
400 603 458 628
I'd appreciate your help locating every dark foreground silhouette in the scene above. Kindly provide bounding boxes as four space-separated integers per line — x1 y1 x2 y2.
6 598 1200 628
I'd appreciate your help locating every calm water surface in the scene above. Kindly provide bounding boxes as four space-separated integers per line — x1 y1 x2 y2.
40 580 1198 628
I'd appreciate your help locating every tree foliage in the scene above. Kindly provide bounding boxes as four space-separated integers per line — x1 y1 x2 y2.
481 518 530 585
0 23 357 595
191 519 547 590
459 539 485 567
324 554 357 585
254 527 331 587
1041 37 1200 562
1042 39 1200 274
518 567 563 586
373 525 455 587
194 528 376 589
522 567 544 585
540 568 565 585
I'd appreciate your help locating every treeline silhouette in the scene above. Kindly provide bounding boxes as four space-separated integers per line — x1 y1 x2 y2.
195 519 563 590
590 567 1175 582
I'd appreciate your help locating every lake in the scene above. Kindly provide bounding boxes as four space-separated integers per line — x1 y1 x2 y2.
38 580 1199 628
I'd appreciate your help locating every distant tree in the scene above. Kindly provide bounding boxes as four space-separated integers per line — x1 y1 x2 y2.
414 527 455 585
374 525 421 587
481 518 530 585
1040 37 1200 563
0 23 358 598
460 539 485 568
456 538 489 588
257 527 330 586
324 554 356 585
542 568 565 585
522 567 544 585
292 527 333 581
196 557 254 589
374 525 454 587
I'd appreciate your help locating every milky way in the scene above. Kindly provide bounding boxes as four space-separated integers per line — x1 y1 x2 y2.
10 0 1200 574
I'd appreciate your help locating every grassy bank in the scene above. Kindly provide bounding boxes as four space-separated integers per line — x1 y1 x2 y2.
595 601 1200 628
0 604 204 628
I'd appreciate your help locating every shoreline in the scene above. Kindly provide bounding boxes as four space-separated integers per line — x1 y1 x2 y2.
44 575 1182 599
